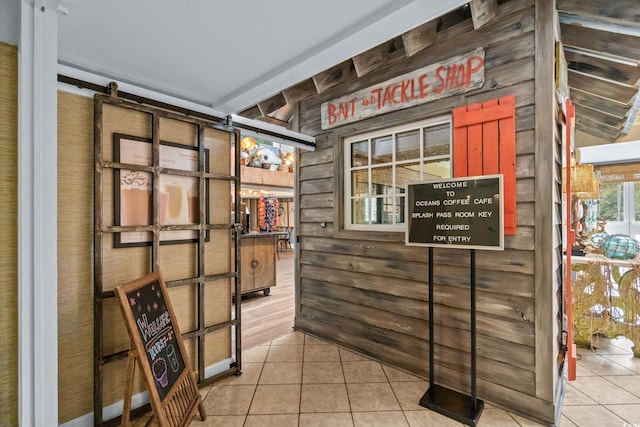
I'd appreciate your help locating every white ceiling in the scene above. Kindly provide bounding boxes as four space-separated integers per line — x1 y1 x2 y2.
57 0 468 114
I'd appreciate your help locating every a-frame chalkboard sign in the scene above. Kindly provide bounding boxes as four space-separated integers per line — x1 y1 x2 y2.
115 271 206 426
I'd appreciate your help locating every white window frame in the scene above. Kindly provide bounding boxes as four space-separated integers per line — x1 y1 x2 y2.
344 115 452 232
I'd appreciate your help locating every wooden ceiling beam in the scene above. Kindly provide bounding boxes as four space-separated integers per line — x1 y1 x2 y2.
565 50 640 87
568 70 637 104
238 105 262 120
561 23 640 63
258 92 287 116
557 0 640 29
402 19 438 57
575 104 626 129
282 79 318 104
569 88 631 119
312 59 357 93
576 117 621 141
470 0 498 29
270 104 293 123
352 37 405 78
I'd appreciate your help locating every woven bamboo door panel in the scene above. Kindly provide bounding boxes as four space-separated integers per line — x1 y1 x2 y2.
453 95 516 235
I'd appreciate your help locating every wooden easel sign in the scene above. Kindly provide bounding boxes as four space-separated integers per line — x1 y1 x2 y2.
116 271 206 426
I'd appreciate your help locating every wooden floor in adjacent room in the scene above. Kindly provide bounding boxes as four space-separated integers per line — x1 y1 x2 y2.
241 249 295 350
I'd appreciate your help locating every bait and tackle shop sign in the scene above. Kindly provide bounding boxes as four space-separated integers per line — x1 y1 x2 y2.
321 47 485 129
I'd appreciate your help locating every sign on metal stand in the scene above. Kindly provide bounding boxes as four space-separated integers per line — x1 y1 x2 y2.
406 175 504 427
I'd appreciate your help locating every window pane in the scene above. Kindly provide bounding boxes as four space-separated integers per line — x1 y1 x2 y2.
599 182 624 222
396 130 420 161
376 195 396 225
352 170 369 197
635 181 640 221
396 162 421 192
351 140 368 167
352 198 369 224
371 135 392 164
371 166 393 195
423 158 451 180
396 196 405 224
424 123 451 157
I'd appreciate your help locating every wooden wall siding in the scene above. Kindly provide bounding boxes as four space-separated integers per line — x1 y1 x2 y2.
0 41 18 427
534 0 563 412
295 0 560 423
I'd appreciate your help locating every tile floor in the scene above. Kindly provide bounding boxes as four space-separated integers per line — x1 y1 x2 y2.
160 331 640 427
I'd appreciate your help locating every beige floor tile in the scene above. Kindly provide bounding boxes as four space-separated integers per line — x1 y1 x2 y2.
562 383 598 406
300 383 351 413
299 412 354 427
390 381 429 410
259 362 302 384
403 409 464 426
340 347 369 362
271 331 306 346
305 334 332 345
558 414 578 427
382 365 424 382
303 361 345 384
244 414 299 427
304 343 341 361
606 404 640 425
352 410 409 426
266 345 304 362
572 376 640 404
476 408 520 426
588 336 634 355
191 415 246 426
604 375 640 398
202 384 255 416
562 405 627 426
347 382 401 412
216 362 263 386
575 360 597 377
243 345 270 363
508 412 548 426
577 355 636 376
249 384 301 414
343 360 387 383
601 354 640 374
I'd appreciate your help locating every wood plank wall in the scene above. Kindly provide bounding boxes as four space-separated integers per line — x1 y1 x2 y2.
0 41 19 427
294 1 561 423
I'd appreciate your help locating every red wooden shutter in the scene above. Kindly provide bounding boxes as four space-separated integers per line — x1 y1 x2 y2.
453 95 516 235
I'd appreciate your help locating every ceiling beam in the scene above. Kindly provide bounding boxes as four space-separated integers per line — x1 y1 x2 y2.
557 0 640 32
565 50 640 87
401 19 438 57
352 37 406 78
312 59 357 93
569 88 631 119
560 23 640 63
568 70 637 104
575 104 625 129
470 0 497 29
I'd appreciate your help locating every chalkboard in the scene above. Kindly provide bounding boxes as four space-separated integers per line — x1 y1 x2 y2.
116 272 205 426
406 175 504 250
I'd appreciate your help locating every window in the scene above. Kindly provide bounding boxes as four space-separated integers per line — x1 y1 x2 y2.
344 117 452 231
598 180 640 241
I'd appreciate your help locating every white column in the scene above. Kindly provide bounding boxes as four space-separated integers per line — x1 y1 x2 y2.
19 0 59 425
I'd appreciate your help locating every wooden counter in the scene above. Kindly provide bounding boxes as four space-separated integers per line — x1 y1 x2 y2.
239 233 282 296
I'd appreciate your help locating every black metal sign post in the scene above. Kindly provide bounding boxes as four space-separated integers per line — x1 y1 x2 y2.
420 248 483 426
406 175 504 427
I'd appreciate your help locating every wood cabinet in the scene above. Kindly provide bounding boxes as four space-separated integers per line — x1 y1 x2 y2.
239 234 277 296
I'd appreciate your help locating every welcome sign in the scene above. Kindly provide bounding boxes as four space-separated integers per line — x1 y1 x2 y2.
321 47 485 129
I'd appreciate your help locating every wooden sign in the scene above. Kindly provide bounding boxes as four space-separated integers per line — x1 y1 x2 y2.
321 48 485 129
116 271 205 426
406 175 503 250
